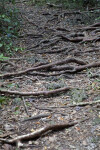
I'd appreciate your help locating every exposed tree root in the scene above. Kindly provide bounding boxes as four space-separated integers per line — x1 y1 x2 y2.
89 22 100 27
60 35 83 43
56 27 69 32
0 121 80 146
38 47 69 54
81 22 100 31
0 87 71 96
81 27 99 31
0 61 98 79
41 39 60 48
73 48 100 55
91 29 100 35
60 34 100 43
0 60 15 67
42 100 100 109
30 61 100 75
0 57 86 78
68 100 100 107
50 65 74 71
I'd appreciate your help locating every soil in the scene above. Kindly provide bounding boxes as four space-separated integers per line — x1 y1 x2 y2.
0 1 100 150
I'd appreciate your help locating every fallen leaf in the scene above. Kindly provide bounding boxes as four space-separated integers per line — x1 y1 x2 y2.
47 114 52 119
31 128 35 132
75 126 80 131
35 122 40 124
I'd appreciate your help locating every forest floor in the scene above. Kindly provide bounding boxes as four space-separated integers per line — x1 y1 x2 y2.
0 1 100 150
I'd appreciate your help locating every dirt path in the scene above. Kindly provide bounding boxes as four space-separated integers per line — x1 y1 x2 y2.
0 1 100 150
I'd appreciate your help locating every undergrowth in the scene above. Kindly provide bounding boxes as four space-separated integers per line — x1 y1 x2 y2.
0 0 20 59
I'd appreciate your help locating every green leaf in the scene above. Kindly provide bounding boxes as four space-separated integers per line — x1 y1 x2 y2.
0 43 3 47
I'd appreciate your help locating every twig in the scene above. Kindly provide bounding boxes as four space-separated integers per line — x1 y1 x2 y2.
22 97 30 116
22 113 51 122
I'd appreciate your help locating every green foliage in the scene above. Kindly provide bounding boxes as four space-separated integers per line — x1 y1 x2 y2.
0 53 9 61
70 89 87 103
0 96 8 107
0 0 20 54
30 0 100 9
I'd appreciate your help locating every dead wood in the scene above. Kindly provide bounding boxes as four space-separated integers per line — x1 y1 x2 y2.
22 113 51 122
0 57 86 78
0 122 78 146
0 87 71 96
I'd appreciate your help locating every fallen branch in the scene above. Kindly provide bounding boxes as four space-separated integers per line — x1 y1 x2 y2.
0 87 71 96
22 113 51 122
0 122 79 146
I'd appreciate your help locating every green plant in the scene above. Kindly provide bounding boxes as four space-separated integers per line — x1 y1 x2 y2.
0 96 9 107
70 89 87 103
0 53 9 61
0 0 20 54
